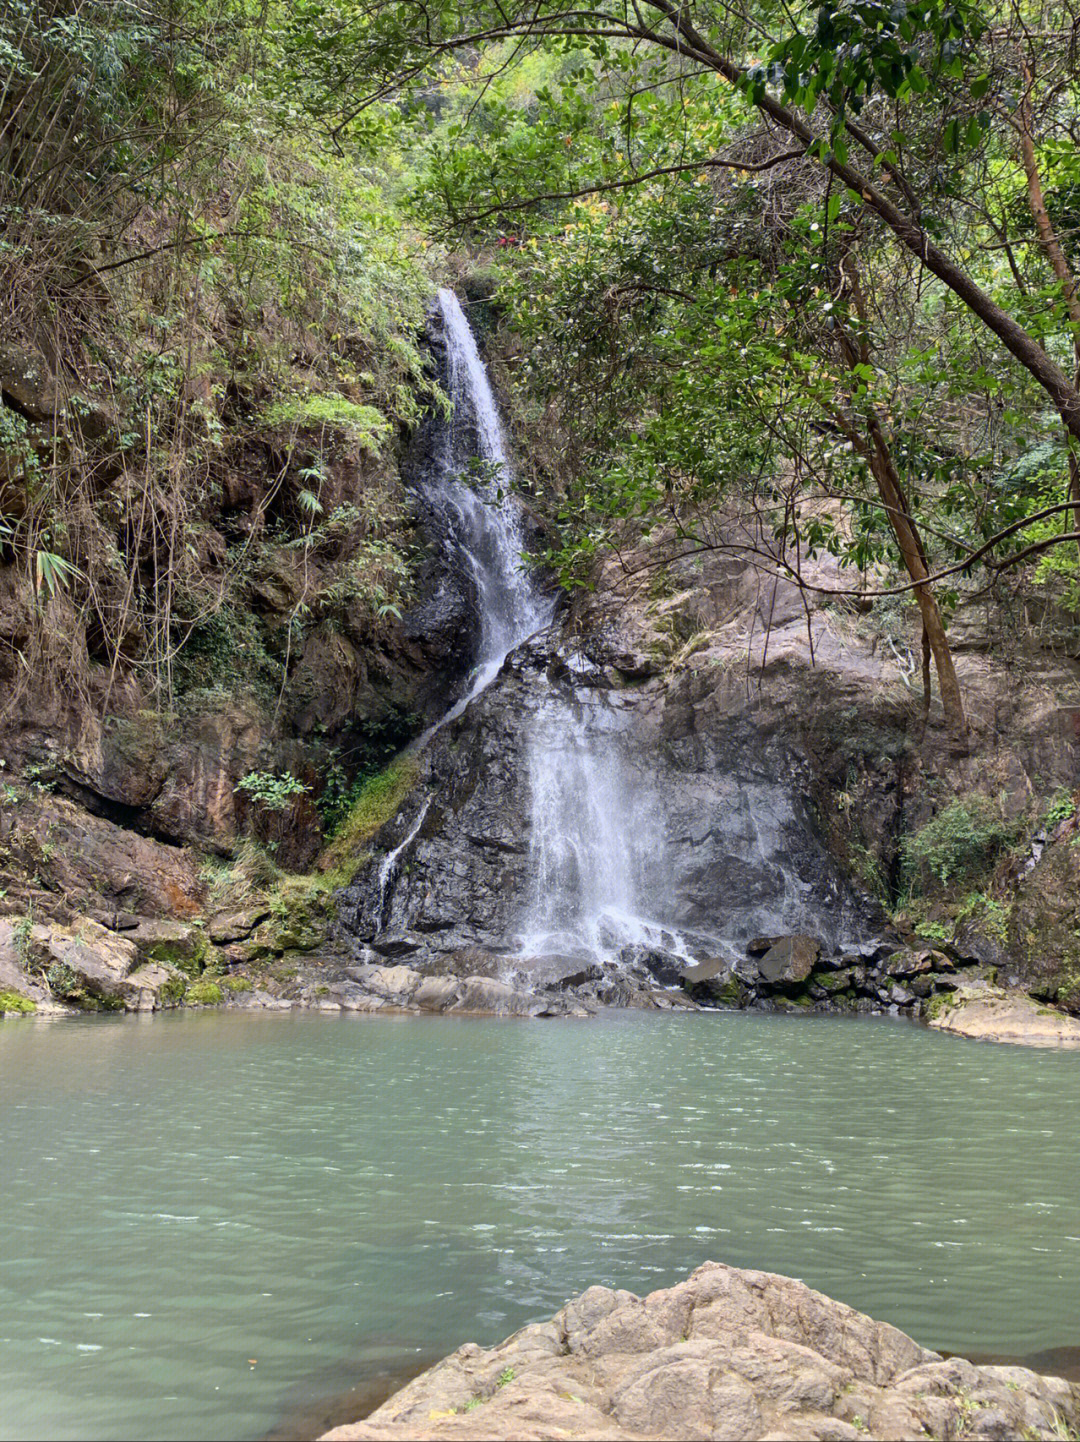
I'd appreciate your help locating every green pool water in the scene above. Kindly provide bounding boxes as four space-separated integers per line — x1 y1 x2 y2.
1 1008 1078 1440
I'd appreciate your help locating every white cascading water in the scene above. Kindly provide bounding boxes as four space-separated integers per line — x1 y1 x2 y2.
375 795 432 928
421 289 552 729
517 694 696 964
386 288 695 966
376 290 552 920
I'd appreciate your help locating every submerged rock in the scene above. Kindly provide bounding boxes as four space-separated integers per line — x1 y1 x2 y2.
320 1261 1080 1441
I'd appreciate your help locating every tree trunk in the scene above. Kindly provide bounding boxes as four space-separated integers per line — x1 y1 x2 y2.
866 439 968 744
832 287 968 743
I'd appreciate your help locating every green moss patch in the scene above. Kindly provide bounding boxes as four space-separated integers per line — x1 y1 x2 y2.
925 992 958 1021
318 756 421 883
185 980 223 1006
146 933 209 976
0 990 36 1013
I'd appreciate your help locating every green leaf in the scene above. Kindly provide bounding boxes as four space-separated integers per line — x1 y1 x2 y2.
34 551 78 598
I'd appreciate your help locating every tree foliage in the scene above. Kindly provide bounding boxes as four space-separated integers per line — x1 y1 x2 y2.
272 0 1080 736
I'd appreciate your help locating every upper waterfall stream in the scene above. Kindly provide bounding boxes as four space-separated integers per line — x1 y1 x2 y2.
416 289 553 732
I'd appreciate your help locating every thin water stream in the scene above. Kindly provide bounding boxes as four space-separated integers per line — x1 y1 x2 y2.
2 1009 1079 1441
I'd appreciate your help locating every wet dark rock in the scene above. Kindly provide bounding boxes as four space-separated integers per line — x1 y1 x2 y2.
619 946 683 986
754 934 821 988
370 933 424 957
517 955 604 990
954 920 1008 969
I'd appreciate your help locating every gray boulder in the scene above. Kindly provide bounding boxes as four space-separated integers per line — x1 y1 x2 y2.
321 1262 1080 1442
755 934 821 988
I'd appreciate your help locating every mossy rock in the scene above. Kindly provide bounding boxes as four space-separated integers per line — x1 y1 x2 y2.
816 968 855 993
251 912 326 955
185 980 223 1006
272 921 326 951
318 758 421 882
0 989 36 1014
925 992 957 1021
773 994 814 1011
708 979 746 1007
133 921 209 976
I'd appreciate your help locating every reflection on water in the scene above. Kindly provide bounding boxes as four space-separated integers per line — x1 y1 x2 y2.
1 1009 1079 1441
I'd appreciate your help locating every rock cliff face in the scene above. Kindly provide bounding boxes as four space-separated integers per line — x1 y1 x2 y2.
339 632 875 956
321 1262 1080 1442
333 626 898 1014
331 530 1080 1022
4 302 1080 1027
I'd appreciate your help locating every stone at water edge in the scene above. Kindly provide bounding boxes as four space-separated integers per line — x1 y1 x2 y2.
319 1262 1080 1441
929 979 1080 1048
754 933 821 987
678 956 747 1006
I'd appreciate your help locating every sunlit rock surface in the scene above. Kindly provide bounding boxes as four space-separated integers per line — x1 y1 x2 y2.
929 979 1080 1048
322 1262 1080 1442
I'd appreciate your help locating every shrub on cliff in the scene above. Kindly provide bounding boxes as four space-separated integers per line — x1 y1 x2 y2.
902 798 1020 893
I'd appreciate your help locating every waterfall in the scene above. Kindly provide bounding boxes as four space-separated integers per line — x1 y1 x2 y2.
375 291 553 912
518 692 696 965
424 289 552 710
376 288 698 970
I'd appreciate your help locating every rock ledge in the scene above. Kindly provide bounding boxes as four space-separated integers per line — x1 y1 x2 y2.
322 1262 1079 1441
928 979 1080 1048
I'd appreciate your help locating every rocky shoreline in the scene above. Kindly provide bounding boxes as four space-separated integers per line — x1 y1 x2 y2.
319 1262 1080 1442
6 908 1080 1049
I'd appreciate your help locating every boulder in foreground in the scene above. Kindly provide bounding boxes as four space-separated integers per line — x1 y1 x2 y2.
322 1262 1079 1441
